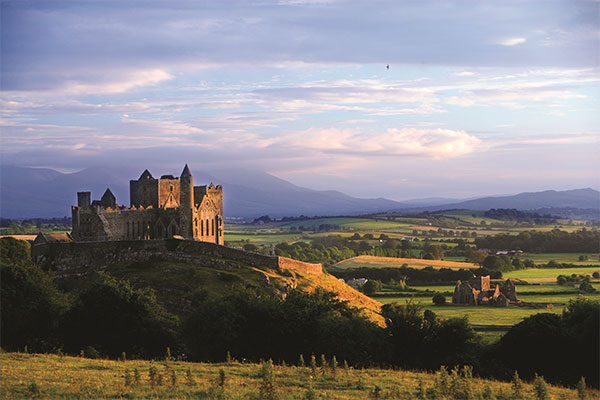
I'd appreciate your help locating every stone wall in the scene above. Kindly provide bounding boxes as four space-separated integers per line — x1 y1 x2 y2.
31 238 321 276
277 256 322 275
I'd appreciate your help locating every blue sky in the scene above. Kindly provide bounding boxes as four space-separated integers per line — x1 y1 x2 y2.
1 0 598 200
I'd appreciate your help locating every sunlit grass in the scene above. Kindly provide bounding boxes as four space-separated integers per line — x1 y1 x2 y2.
0 352 591 399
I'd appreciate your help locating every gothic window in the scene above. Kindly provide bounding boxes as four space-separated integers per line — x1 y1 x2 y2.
211 219 215 236
201 220 204 236
206 219 210 236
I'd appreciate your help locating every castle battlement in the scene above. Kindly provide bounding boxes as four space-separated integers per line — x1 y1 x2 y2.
71 165 223 244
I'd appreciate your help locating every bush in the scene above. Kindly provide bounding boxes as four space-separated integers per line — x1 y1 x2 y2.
432 294 446 305
362 280 382 295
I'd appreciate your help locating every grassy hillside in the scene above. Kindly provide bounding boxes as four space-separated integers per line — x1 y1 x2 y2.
332 255 479 270
1 352 593 399
53 247 384 325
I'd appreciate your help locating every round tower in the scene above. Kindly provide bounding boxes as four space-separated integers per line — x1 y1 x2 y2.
179 164 195 238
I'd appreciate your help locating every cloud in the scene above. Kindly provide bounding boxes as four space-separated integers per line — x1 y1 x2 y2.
63 69 173 95
498 37 527 46
275 127 481 159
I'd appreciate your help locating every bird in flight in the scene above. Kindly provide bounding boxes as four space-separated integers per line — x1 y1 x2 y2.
386 64 389 70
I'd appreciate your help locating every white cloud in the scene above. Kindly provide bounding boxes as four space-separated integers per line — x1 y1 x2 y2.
63 69 173 94
498 37 527 46
276 127 481 159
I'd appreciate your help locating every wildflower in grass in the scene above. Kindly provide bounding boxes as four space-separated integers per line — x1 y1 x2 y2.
370 385 382 399
259 359 277 400
533 374 549 400
356 376 365 390
303 383 317 400
186 367 195 386
319 354 326 368
343 360 349 373
511 371 525 400
414 378 425 400
461 365 475 399
298 354 305 367
218 368 226 388
481 383 494 400
310 354 317 375
433 365 449 397
124 370 132 387
149 366 158 386
330 355 338 376
28 382 41 396
577 377 587 400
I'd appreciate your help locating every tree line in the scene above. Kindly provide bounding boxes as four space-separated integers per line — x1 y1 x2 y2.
475 229 599 253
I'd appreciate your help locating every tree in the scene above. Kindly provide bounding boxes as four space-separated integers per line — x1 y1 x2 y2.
432 294 446 305
62 272 179 358
466 250 487 265
1 238 69 352
362 280 382 296
243 243 259 252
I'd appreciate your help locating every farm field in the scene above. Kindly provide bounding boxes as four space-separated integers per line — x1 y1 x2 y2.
0 353 590 400
517 293 600 304
517 253 600 265
505 267 600 283
332 255 479 270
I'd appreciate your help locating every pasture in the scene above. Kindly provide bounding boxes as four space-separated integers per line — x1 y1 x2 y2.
0 353 589 400
505 267 600 283
518 253 600 265
333 255 479 270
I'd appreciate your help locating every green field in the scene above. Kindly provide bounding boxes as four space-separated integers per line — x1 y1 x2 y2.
505 267 600 283
517 253 600 265
517 292 600 304
0 353 590 400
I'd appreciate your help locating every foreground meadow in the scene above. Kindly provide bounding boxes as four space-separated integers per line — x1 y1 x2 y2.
0 352 593 399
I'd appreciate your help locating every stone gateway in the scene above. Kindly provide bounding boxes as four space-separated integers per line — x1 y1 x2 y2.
71 165 224 244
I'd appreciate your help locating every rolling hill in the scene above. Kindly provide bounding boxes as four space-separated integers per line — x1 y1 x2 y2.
1 164 598 218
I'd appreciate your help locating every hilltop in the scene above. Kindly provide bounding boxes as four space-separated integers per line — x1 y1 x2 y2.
32 237 383 324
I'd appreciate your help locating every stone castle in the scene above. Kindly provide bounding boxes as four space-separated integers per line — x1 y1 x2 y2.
71 165 223 244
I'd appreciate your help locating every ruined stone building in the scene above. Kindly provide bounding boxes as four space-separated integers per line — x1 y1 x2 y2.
452 276 518 307
71 165 223 244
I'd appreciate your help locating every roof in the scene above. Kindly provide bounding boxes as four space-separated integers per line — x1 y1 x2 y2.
33 232 73 245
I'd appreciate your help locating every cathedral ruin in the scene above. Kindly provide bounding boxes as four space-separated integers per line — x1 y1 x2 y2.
71 165 223 244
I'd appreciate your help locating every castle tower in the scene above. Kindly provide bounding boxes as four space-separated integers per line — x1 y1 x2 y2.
179 164 194 237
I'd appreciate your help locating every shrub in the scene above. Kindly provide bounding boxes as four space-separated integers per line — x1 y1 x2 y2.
532 374 549 400
259 359 276 400
432 293 446 305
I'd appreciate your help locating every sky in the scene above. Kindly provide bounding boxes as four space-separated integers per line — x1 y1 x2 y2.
1 0 599 200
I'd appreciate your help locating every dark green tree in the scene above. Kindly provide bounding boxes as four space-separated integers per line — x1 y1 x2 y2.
62 272 179 358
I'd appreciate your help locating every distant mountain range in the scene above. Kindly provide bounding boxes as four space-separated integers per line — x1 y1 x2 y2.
1 165 598 219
